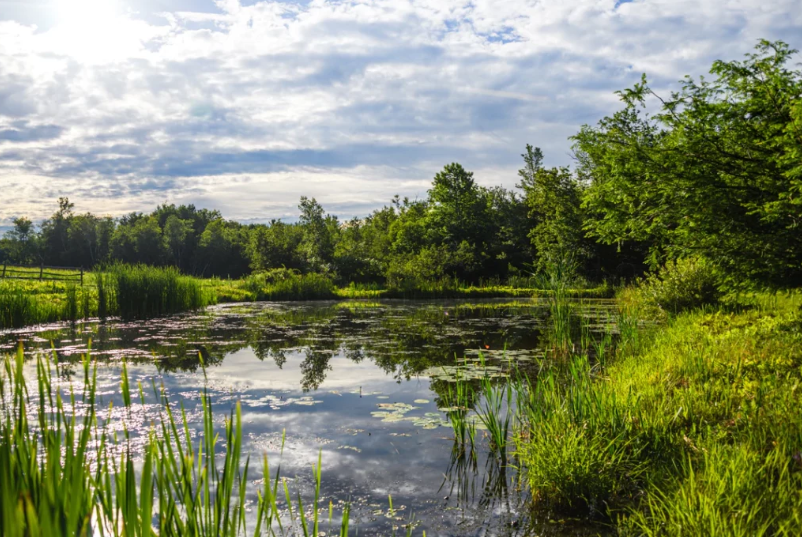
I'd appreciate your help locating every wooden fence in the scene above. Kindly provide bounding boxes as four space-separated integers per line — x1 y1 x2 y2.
0 264 84 285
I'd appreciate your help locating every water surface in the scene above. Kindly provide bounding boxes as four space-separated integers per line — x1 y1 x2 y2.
1 299 616 536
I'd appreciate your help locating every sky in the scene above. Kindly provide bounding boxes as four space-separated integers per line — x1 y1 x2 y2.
0 0 800 228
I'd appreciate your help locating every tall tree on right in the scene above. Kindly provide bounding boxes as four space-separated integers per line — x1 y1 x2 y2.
574 40 802 289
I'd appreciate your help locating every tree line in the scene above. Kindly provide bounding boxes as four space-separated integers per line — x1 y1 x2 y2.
2 40 799 289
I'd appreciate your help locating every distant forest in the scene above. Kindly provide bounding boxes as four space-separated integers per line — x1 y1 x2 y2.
2 41 800 289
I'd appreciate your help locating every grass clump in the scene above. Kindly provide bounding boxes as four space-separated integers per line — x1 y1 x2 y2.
515 356 655 516
108 263 214 319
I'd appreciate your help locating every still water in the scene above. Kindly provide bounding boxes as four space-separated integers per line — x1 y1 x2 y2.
1 299 616 536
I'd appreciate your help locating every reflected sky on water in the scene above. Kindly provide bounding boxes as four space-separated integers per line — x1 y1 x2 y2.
2 299 617 536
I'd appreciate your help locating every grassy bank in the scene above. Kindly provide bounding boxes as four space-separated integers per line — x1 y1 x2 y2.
0 265 215 328
1 265 613 330
512 291 802 533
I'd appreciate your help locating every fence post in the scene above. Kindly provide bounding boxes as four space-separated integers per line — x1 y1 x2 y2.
39 264 43 281
2 263 5 278
80 267 84 286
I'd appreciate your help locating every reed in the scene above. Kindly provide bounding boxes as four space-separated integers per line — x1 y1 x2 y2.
0 346 366 537
440 374 477 451
63 285 79 322
107 263 214 319
475 354 514 456
0 281 62 329
536 257 575 356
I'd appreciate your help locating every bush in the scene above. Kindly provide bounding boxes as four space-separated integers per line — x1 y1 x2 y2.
247 270 336 301
621 257 722 317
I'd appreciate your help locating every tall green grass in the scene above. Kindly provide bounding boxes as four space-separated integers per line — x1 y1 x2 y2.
1 264 215 329
0 280 79 329
511 291 802 530
0 347 361 537
536 258 575 356
108 264 214 319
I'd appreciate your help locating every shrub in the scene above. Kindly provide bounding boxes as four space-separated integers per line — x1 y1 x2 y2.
621 257 722 317
246 270 336 301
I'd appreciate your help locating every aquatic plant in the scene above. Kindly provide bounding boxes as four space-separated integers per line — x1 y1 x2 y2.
244 271 336 301
440 374 477 451
63 284 78 322
0 346 364 537
474 353 515 457
536 256 576 356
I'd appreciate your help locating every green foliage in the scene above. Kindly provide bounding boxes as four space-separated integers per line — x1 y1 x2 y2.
575 40 802 289
0 278 91 328
627 444 802 536
622 257 723 317
1 217 37 264
244 269 336 301
427 163 491 249
196 219 250 278
540 274 573 354
0 348 97 537
298 196 338 273
248 220 306 273
0 283 45 328
518 145 587 274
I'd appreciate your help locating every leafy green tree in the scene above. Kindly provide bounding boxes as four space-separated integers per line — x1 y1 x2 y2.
111 214 165 265
427 163 491 247
2 217 38 264
66 214 108 266
298 197 337 273
197 220 249 277
574 40 802 288
484 186 532 278
39 197 74 265
163 215 194 268
517 145 586 274
247 220 306 272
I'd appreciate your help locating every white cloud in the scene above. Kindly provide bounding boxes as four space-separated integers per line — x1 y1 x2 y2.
0 0 799 225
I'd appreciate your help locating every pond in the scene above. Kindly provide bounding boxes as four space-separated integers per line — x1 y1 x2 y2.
1 298 617 536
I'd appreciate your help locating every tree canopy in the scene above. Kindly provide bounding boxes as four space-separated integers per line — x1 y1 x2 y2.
574 40 802 288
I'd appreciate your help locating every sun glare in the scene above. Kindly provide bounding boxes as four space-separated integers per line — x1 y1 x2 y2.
55 0 120 27
50 0 131 61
